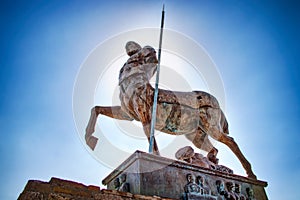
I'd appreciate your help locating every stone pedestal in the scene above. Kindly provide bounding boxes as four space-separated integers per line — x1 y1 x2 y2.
102 150 268 200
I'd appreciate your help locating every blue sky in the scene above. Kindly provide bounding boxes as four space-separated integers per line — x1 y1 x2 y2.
1 0 299 199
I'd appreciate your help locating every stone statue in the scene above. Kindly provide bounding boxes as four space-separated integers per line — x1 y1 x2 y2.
235 183 246 200
85 41 256 179
246 188 256 200
196 176 210 195
118 174 130 193
216 181 247 200
175 146 216 169
175 146 233 174
184 174 200 194
224 181 237 200
216 180 226 196
113 178 120 190
183 173 219 200
113 174 130 192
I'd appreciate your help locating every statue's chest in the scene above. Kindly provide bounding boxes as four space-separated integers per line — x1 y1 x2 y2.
119 82 154 120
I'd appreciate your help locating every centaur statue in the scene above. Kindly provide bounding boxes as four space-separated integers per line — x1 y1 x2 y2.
85 41 257 179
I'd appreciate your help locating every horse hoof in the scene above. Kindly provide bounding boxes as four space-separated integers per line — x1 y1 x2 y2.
86 136 98 151
153 151 160 156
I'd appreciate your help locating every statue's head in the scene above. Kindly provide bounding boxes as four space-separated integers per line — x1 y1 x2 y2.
119 173 127 183
216 180 225 195
125 41 142 56
175 146 195 163
246 188 254 198
226 181 235 192
196 176 204 185
186 174 195 183
235 183 241 193
113 178 120 188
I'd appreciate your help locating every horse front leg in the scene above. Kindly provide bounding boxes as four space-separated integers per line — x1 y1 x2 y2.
85 106 133 150
133 102 160 155
132 87 160 155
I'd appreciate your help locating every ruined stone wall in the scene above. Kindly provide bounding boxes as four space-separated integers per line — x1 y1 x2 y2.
18 177 173 200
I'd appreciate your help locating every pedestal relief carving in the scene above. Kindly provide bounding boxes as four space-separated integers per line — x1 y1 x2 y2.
113 177 120 190
246 188 256 200
216 180 254 200
119 173 130 192
182 173 217 200
235 183 246 200
196 175 210 195
113 173 130 193
184 174 201 194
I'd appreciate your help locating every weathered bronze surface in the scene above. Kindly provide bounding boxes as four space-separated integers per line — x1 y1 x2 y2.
102 151 268 200
86 41 256 179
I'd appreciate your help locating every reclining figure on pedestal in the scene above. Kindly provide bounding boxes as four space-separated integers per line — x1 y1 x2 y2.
85 41 256 179
175 146 233 174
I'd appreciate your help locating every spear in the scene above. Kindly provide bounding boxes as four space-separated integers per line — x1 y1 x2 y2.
149 5 165 153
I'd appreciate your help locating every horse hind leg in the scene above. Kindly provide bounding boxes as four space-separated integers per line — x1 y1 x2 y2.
204 108 257 179
219 134 256 179
85 106 133 150
208 125 257 179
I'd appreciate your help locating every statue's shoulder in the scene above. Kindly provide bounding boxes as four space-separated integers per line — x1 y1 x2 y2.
141 46 156 56
143 45 155 50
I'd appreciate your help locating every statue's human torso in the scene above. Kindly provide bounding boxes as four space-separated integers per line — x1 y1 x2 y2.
118 45 221 135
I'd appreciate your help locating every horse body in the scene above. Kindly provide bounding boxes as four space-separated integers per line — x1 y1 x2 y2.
85 43 257 179
120 81 202 135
